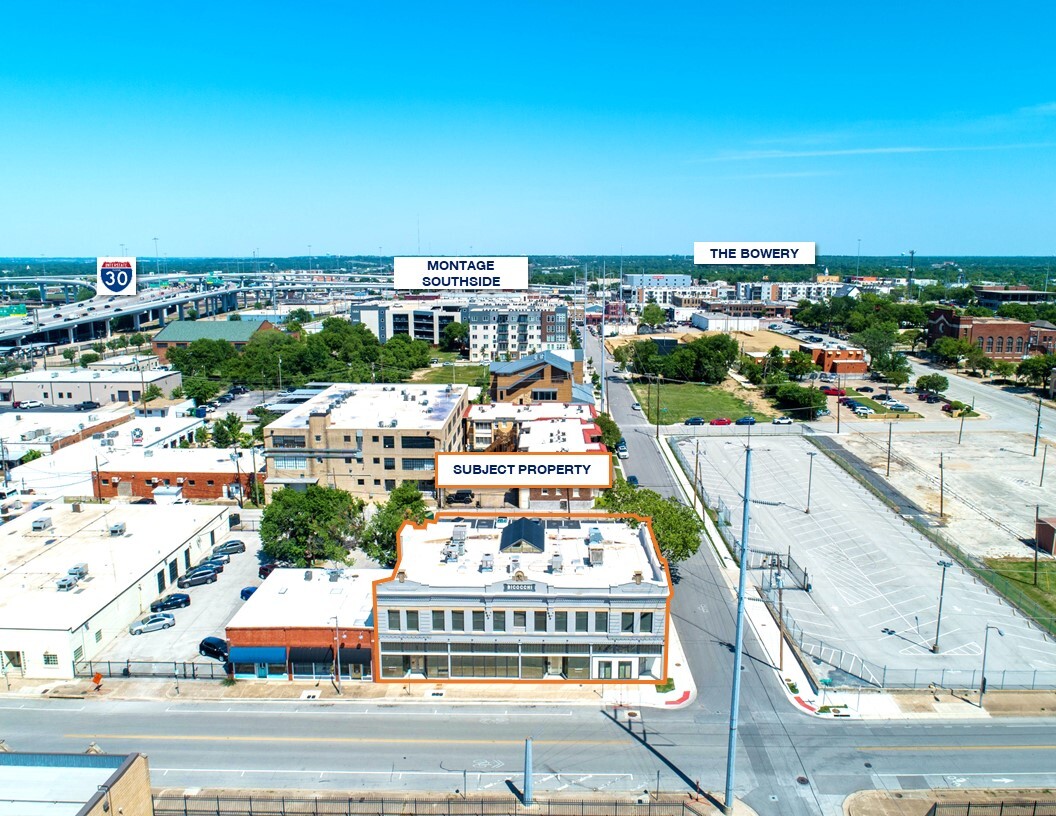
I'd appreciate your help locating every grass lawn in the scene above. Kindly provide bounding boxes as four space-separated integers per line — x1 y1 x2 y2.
415 364 488 385
984 558 1056 625
630 381 762 424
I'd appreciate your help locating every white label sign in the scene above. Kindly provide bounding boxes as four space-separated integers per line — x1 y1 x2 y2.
694 242 816 265
394 257 528 290
96 257 137 296
436 452 613 489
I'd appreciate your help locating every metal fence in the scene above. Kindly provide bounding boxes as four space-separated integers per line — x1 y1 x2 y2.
748 547 809 591
931 801 1056 816
153 794 711 816
75 659 229 680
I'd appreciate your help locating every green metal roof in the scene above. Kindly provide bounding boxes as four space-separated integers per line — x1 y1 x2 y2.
153 320 265 343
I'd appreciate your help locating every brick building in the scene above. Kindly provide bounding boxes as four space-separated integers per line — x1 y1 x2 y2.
927 308 1032 360
488 351 588 404
800 343 868 374
225 568 383 681
93 447 261 502
151 319 275 363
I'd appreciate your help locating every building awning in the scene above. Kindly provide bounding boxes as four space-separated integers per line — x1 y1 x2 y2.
340 645 372 666
289 646 333 663
229 646 286 663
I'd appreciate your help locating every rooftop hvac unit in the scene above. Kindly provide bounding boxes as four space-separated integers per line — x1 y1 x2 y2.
389 419 397 427
304 570 312 581
452 525 467 544
588 527 603 544
109 522 126 536
589 545 604 566
144 450 154 458
549 553 563 573
510 555 521 573
480 553 494 572
328 569 341 582
378 421 385 428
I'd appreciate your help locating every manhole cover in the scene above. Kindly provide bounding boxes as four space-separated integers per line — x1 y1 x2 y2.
626 710 640 718
797 776 808 785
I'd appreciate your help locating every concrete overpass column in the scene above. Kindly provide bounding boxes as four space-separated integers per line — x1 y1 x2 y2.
64 285 72 304
178 303 185 320
38 284 47 302
132 313 140 331
67 326 74 344
158 308 166 328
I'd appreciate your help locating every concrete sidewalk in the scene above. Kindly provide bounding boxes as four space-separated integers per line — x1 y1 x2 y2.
845 787 1056 816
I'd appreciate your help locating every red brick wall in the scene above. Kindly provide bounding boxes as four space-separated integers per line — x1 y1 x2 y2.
93 469 256 500
227 625 374 652
50 414 131 453
807 347 868 373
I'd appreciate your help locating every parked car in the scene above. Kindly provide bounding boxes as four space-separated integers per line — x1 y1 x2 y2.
631 402 641 411
150 593 191 612
129 612 175 635
177 567 218 588
917 392 930 401
853 406 874 415
709 417 732 426
199 636 228 661
814 408 831 418
627 475 640 487
446 490 474 505
75 400 101 411
942 403 955 413
616 448 629 460
258 563 278 580
889 403 910 412
17 400 43 409
240 586 257 601
821 387 846 397
203 551 230 565
926 395 942 404
684 417 705 426
735 416 756 426
198 557 226 573
858 386 875 393
213 539 246 555
771 416 794 425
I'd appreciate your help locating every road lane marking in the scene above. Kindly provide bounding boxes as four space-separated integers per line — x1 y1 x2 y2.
67 733 624 746
860 745 1056 752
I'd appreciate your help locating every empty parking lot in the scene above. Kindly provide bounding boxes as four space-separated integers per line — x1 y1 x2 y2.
678 435 1056 687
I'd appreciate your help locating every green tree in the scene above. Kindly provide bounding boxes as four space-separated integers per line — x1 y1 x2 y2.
851 323 899 369
365 481 428 566
62 348 78 364
141 384 164 402
287 308 313 324
75 287 94 301
79 352 101 366
261 485 364 566
184 376 221 405
880 354 912 387
91 342 106 356
931 336 973 367
1018 354 1056 387
128 332 146 350
997 303 1037 323
250 406 281 442
194 425 210 446
915 374 949 394
595 482 704 563
228 312 242 321
639 303 666 327
595 412 623 449
211 412 244 448
185 309 199 321
784 350 816 380
992 359 1017 381
20 448 44 464
440 321 468 353
169 386 185 399
774 382 827 418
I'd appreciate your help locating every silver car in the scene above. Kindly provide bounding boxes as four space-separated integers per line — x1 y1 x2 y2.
129 612 175 635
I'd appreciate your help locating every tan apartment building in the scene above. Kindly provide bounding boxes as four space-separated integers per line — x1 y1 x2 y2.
264 383 470 502
488 351 589 404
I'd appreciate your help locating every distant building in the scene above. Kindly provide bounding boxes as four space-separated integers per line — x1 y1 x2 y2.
151 319 275 363
0 407 133 470
86 353 160 371
467 305 570 362
973 285 1055 311
0 368 182 408
623 273 693 289
800 343 868 374
690 313 760 332
0 752 154 816
927 308 1032 360
263 383 470 502
488 351 588 405
374 515 672 682
350 301 465 345
93 447 262 502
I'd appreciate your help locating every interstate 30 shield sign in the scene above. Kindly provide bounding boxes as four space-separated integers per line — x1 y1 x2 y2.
96 257 137 296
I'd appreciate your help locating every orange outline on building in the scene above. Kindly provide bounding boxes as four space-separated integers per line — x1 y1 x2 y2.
370 510 673 685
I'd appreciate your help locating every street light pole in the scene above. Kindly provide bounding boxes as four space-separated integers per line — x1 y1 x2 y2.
654 374 663 440
331 615 342 694
931 560 953 653
979 624 1004 707
805 451 817 513
886 423 894 477
1034 396 1043 457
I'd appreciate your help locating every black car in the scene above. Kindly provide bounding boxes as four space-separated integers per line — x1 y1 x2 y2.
177 568 218 588
684 417 705 426
197 558 226 573
199 636 228 661
150 593 191 612
75 400 101 411
213 539 246 556
446 490 474 505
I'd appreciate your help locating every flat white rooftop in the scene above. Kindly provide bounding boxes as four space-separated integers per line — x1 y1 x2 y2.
0 503 228 631
0 754 128 816
393 517 667 590
101 446 261 475
0 406 132 446
267 383 468 432
8 415 204 499
226 567 386 630
467 402 596 422
516 418 603 453
2 369 176 384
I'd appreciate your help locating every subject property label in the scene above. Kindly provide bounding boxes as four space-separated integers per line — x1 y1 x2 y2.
693 242 816 265
394 257 528 290
436 452 613 489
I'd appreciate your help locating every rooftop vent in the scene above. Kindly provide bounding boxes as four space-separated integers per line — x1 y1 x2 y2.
109 522 126 537
633 570 643 585
549 553 564 573
480 553 494 572
588 527 603 544
397 569 407 583
589 545 604 566
304 570 312 581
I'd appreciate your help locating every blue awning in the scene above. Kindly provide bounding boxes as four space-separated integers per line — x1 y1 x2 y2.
229 646 286 663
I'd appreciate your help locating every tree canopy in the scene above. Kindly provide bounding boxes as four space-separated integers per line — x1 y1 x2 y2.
595 480 704 562
364 481 429 567
260 485 365 566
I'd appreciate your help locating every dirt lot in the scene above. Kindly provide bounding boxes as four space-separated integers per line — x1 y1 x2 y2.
606 328 799 355
835 428 1048 559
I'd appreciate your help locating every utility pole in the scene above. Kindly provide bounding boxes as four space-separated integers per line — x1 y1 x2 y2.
600 261 607 414
932 559 953 652
805 451 817 513
1041 445 1049 488
856 238 861 277
724 443 753 815
907 249 915 300
654 374 662 441
886 423 894 477
939 452 945 519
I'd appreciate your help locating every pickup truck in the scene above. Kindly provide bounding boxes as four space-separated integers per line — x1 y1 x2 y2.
75 400 101 411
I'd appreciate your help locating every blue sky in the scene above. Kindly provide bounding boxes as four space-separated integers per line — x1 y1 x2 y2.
2 2 1054 256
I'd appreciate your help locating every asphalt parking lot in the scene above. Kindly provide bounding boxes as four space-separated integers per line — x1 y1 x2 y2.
96 530 264 665
679 435 1056 688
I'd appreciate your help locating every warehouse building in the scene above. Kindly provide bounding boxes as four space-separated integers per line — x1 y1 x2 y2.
92 446 263 502
0 503 231 679
0 368 183 408
374 515 671 683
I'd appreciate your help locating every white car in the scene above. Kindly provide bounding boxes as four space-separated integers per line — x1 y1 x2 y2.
771 416 794 425
853 406 874 415
128 612 175 635
631 402 641 411
616 448 629 459
17 400 44 409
